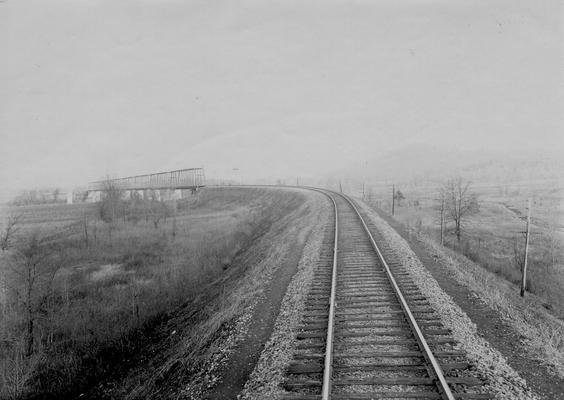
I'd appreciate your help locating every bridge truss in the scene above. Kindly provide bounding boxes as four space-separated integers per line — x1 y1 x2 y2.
88 168 205 192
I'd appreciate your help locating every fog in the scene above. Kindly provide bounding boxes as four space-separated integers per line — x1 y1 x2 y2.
1 0 562 196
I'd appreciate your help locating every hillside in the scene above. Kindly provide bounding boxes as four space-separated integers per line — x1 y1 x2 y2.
329 144 563 189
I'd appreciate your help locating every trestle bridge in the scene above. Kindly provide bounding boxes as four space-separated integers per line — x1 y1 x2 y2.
77 168 205 203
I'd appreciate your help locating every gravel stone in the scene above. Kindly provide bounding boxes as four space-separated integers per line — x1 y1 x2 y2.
356 200 539 400
238 193 330 400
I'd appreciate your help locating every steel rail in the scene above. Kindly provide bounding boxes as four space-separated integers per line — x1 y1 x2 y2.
296 186 339 399
189 185 458 399
308 189 339 400
340 193 456 400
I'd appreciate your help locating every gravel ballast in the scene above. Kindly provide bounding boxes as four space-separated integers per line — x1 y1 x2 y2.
199 188 329 399
117 188 324 400
355 199 539 400
238 191 541 400
238 191 331 400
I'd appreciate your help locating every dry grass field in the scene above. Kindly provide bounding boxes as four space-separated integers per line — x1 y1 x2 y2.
0 187 308 399
369 184 564 318
361 183 564 380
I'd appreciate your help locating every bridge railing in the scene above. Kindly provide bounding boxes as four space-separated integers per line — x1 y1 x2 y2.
88 168 205 192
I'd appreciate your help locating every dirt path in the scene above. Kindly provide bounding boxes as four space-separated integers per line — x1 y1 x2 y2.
204 227 310 399
374 208 564 400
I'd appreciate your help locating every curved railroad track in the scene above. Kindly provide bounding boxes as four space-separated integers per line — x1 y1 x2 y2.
282 189 492 400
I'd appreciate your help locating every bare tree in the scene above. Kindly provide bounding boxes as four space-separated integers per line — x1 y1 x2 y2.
38 191 48 204
365 186 375 206
512 235 526 273
12 190 35 206
1 214 23 252
545 222 561 270
98 177 124 242
394 189 405 207
99 177 123 222
81 212 89 248
434 187 447 245
8 230 62 356
52 188 61 203
145 192 170 229
442 178 479 242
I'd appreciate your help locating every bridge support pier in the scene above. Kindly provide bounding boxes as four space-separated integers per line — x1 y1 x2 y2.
142 189 161 201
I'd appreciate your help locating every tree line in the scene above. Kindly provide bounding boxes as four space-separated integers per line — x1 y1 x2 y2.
369 177 479 243
0 178 178 395
11 188 65 206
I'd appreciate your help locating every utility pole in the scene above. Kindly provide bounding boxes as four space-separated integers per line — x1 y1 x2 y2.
440 195 445 246
521 198 532 297
362 182 365 201
232 168 241 185
391 184 395 216
339 181 343 193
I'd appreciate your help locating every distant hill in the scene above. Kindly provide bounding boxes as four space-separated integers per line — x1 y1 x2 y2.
329 144 563 189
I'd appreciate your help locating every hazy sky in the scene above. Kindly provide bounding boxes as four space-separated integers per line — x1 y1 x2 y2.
1 0 562 192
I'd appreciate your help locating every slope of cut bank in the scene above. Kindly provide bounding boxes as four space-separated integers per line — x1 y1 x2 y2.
204 189 330 399
75 187 328 400
239 192 331 399
361 201 564 400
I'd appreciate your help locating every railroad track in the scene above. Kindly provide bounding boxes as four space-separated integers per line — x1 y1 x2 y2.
282 190 491 400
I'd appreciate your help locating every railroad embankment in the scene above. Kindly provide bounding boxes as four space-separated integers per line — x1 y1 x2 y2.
78 187 326 400
0 187 322 400
239 192 331 399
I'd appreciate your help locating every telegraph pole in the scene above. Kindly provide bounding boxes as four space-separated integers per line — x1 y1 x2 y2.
520 198 532 297
440 195 445 246
391 184 395 216
232 168 241 185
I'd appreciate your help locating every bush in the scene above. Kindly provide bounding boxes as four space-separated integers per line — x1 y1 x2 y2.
0 188 305 399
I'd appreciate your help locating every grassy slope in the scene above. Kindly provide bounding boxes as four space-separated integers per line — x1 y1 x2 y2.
0 187 311 399
119 187 320 400
372 186 564 318
421 235 564 378
362 189 564 378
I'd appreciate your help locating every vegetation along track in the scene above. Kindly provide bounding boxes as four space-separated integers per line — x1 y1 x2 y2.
282 189 492 400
